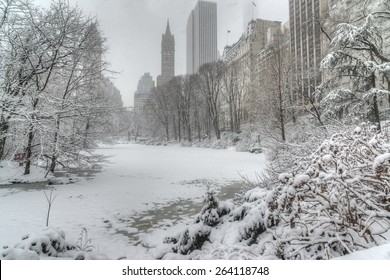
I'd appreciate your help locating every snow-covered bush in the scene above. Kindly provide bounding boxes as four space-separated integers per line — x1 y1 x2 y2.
248 143 262 154
256 123 390 259
1 228 75 259
163 191 234 256
196 191 234 226
211 140 228 150
163 224 211 255
0 227 107 260
158 123 390 260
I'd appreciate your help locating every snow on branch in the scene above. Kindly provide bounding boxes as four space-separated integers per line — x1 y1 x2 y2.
331 15 381 50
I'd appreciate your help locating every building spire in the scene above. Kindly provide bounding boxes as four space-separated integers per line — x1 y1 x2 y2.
165 18 171 34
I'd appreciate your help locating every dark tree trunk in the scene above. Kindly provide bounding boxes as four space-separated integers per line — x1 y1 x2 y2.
373 92 381 131
229 98 234 132
165 125 170 141
49 117 61 174
212 103 221 140
0 118 9 160
83 119 90 149
24 123 34 175
177 111 181 142
24 99 39 175
278 85 286 142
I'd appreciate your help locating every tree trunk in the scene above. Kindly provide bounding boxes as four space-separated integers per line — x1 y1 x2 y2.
172 114 177 141
233 101 240 134
278 88 286 142
369 72 381 131
24 98 39 175
229 97 234 132
165 125 170 141
195 111 201 141
214 117 221 139
83 119 90 149
373 92 381 131
164 116 170 141
177 111 181 141
24 123 34 175
0 118 9 160
48 117 61 174
187 122 192 142
206 110 211 140
212 103 221 140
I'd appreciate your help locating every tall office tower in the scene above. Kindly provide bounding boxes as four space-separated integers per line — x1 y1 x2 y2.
134 73 155 133
134 73 154 118
186 1 218 74
135 73 154 95
157 19 175 87
289 0 329 102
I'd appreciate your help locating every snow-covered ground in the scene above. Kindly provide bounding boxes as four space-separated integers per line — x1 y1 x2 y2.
0 143 266 259
335 244 390 260
0 161 53 185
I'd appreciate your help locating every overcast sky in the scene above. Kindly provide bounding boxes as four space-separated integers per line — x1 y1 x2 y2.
35 0 289 107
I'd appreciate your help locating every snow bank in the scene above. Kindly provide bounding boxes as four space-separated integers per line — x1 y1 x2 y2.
336 243 390 260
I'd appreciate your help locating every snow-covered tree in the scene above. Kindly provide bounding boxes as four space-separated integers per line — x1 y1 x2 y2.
320 11 390 127
222 60 248 134
198 61 225 140
0 0 121 174
254 31 295 142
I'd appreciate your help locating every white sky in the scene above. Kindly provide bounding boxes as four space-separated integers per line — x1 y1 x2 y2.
34 0 289 107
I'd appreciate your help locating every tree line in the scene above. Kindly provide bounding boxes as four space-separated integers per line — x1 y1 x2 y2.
140 60 249 143
137 1 390 146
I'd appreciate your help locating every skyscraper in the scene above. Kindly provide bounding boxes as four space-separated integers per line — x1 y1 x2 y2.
157 19 175 87
134 73 155 134
289 0 329 102
186 1 218 74
134 73 154 118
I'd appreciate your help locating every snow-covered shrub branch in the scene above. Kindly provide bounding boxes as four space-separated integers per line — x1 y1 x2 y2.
268 123 390 259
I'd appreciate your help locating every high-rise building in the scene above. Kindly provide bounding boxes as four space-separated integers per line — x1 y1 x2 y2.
157 19 175 87
135 73 154 95
134 73 155 130
289 0 329 102
223 19 281 80
186 1 218 74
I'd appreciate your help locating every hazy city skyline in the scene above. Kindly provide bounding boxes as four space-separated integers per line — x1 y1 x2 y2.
34 0 289 107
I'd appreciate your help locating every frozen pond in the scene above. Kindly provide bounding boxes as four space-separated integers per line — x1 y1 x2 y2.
0 143 266 259
109 181 246 247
